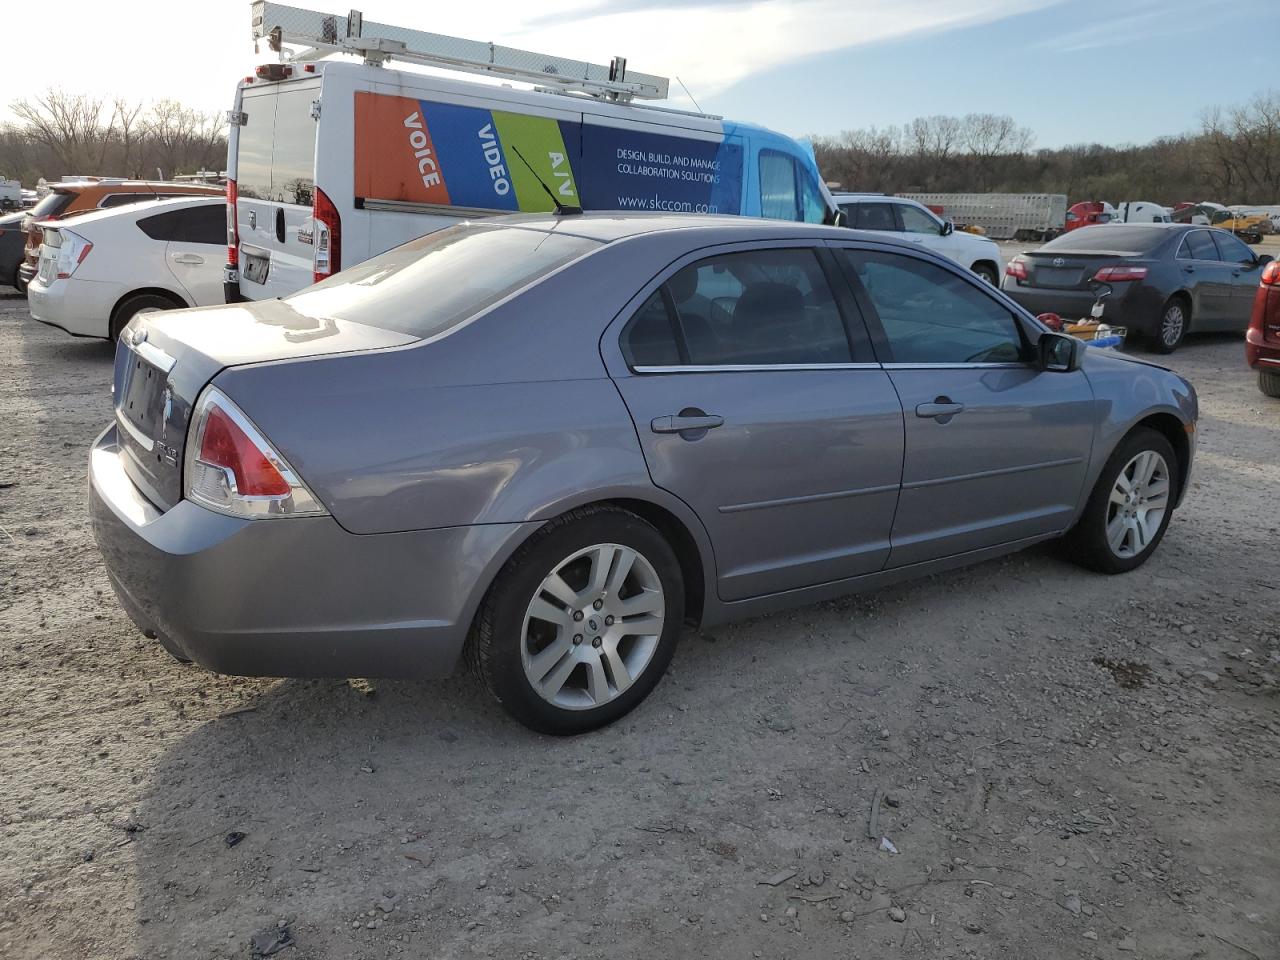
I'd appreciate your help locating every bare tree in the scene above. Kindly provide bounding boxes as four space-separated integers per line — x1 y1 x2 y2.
10 90 116 175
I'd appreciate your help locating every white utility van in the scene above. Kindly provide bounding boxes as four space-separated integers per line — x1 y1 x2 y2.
224 4 837 303
1112 201 1171 224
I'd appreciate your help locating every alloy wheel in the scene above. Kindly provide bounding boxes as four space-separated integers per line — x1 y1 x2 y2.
1160 304 1185 348
1105 450 1170 558
520 543 665 711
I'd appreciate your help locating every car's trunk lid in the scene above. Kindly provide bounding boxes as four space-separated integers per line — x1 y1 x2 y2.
1023 252 1132 289
113 299 417 511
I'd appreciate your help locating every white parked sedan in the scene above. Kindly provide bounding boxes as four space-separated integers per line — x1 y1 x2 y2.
28 197 226 341
832 193 1004 284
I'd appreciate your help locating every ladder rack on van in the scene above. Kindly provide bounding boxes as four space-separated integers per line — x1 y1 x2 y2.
250 2 670 102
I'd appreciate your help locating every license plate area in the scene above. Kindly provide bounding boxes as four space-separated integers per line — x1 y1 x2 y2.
242 251 270 285
116 348 171 451
1035 266 1083 288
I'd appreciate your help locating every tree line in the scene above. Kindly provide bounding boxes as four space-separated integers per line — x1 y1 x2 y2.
0 90 226 186
812 91 1280 206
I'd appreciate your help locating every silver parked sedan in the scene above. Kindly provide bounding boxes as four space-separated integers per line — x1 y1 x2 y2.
90 214 1198 733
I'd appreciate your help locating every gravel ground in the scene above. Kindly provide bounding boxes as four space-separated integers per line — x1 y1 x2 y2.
1 287 1278 960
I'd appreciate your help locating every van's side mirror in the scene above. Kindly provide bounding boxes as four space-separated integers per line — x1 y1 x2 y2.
941 220 954 236
1039 332 1083 372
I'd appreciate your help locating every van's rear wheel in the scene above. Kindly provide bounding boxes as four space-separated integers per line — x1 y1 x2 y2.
471 506 684 735
109 292 183 342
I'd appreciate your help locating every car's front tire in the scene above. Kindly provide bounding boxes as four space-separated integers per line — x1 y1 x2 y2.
1064 427 1179 574
470 505 685 735
972 262 998 285
1150 297 1189 354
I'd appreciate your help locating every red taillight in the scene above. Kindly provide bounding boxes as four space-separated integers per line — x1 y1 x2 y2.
312 186 341 282
198 404 291 497
1261 261 1280 286
226 179 239 269
1006 259 1027 280
1094 265 1149 283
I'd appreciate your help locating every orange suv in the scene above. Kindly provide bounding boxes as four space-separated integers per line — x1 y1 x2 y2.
17 179 221 292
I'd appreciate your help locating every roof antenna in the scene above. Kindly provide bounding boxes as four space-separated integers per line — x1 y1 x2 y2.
508 145 583 216
675 76 704 114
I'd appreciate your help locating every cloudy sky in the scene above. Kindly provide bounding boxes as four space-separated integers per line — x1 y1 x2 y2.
2 0 1271 147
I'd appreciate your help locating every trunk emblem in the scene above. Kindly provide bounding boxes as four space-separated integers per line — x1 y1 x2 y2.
248 210 257 229
1053 257 1066 267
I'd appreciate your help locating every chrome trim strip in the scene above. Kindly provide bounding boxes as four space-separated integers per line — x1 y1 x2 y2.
359 198 500 218
882 362 1030 370
134 340 177 375
720 482 900 514
115 410 155 452
633 363 883 373
1256 356 1280 366
902 456 1085 491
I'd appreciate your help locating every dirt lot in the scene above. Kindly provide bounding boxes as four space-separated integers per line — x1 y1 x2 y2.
1 288 1277 960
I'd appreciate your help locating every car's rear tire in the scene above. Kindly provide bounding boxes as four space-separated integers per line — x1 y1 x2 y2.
1259 369 1280 398
470 505 684 735
972 263 998 285
15 269 28 295
109 292 184 342
1063 427 1179 574
1149 297 1188 354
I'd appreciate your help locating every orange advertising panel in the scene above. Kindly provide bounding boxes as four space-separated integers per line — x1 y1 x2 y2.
354 92 451 206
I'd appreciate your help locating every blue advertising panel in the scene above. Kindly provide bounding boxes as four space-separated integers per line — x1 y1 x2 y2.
577 124 744 216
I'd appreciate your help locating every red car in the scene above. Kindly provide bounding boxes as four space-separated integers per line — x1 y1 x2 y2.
1247 260 1280 398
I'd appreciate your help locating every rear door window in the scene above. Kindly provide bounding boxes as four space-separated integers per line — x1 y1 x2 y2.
620 248 860 367
173 204 227 245
850 202 898 231
236 85 318 205
1179 230 1218 261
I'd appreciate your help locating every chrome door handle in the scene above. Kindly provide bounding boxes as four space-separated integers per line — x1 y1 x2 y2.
915 398 965 422
171 253 204 265
651 413 724 435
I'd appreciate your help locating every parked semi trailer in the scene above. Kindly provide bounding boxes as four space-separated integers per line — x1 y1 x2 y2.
897 193 1067 241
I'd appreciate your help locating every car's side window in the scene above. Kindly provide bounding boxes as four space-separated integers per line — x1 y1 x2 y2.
758 151 800 222
99 193 148 209
1179 230 1217 261
840 249 1026 365
897 203 940 235
620 248 860 368
174 205 227 245
850 202 898 232
1211 229 1254 264
136 210 185 241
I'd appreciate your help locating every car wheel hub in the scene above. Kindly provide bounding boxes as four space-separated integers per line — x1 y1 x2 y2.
1105 450 1170 558
521 543 665 711
1161 305 1184 346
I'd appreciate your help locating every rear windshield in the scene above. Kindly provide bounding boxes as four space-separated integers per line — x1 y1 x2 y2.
236 84 318 205
1039 225 1168 256
30 190 75 219
285 224 599 338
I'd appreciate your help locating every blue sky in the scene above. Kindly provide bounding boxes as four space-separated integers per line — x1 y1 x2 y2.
4 0 1272 151
711 0 1273 147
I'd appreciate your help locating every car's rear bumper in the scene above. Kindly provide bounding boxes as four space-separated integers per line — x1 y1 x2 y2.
1246 325 1280 370
1002 282 1156 332
28 275 119 338
89 423 532 679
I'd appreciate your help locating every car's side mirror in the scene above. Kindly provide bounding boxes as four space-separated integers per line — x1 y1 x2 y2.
1258 253 1274 266
1039 332 1083 372
941 220 954 236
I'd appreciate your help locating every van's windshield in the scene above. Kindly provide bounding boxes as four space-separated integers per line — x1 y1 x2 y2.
285 224 599 339
236 84 318 205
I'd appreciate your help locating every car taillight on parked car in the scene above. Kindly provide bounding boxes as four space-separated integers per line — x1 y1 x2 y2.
1005 258 1028 280
1094 265 1148 282
45 228 93 280
226 179 239 269
184 387 326 519
312 186 341 283
1261 261 1280 286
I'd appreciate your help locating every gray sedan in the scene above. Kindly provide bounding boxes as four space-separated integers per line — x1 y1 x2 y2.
90 214 1198 733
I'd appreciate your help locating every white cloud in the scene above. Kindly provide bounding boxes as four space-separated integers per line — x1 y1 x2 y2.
2 0 1054 120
